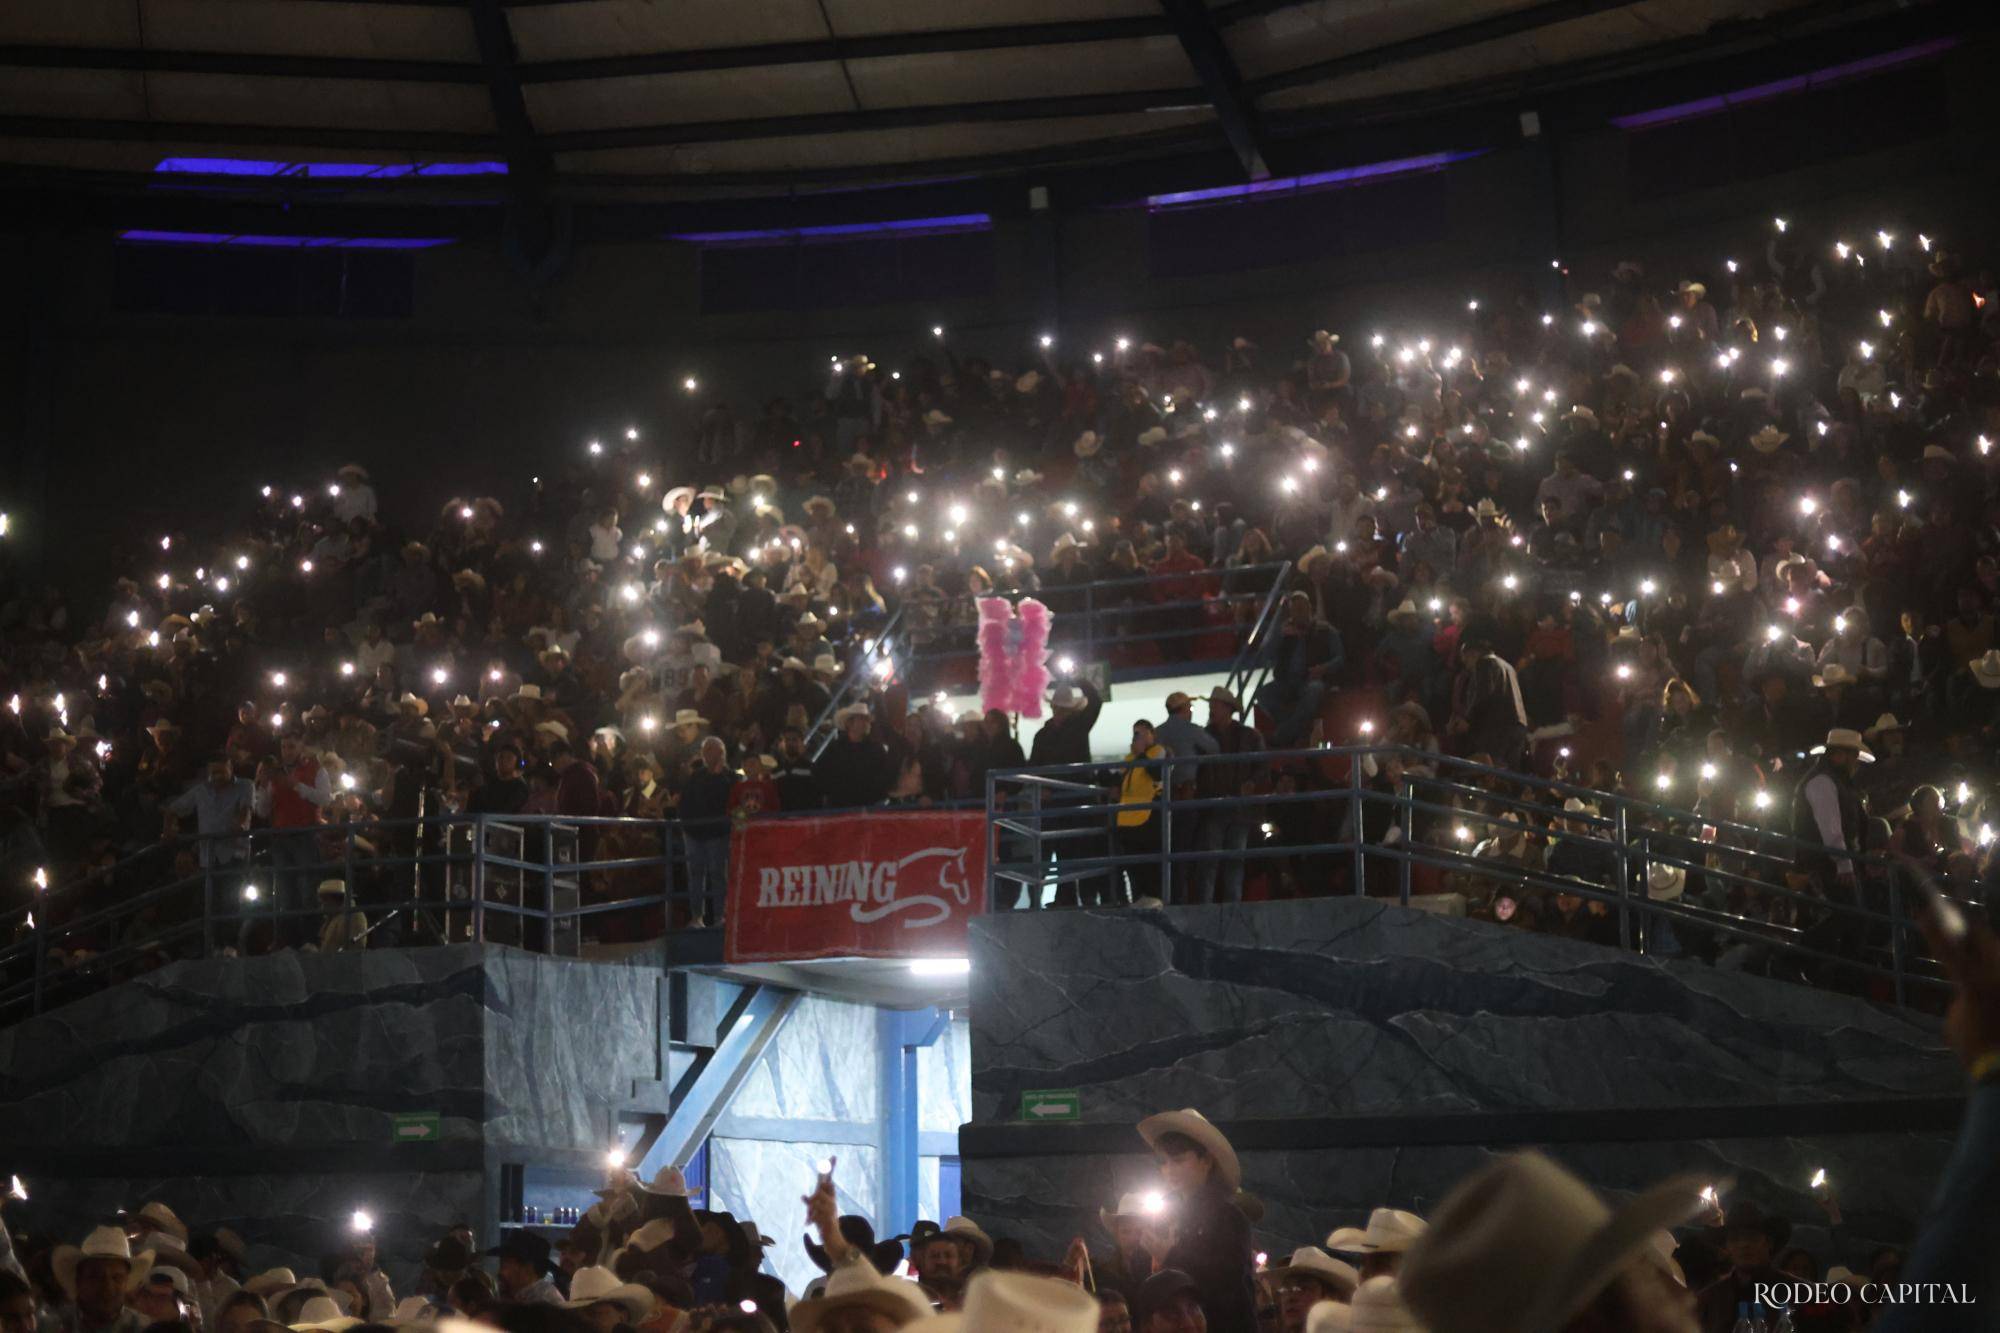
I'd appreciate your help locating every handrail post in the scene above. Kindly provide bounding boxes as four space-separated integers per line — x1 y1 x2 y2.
659 816 674 938
1028 782 1044 910
984 769 1000 912
1084 581 1095 665
202 855 215 958
1888 875 1907 1009
1613 804 1632 951
1348 751 1365 896
543 819 557 952
1156 758 1172 905
471 815 487 943
1397 776 1413 907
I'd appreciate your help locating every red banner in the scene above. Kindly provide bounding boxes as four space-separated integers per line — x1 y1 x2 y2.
723 811 990 963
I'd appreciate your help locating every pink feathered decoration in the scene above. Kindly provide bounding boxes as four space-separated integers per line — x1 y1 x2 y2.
976 596 1055 719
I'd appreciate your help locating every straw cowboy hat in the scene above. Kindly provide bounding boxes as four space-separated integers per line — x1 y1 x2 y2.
563 1267 655 1322
1864 712 1905 740
243 1268 300 1299
1472 498 1502 520
1138 1108 1242 1191
1387 599 1422 626
1326 1209 1427 1255
1073 430 1103 458
1971 650 2000 689
1749 425 1789 454
53 1227 154 1299
1923 443 1955 464
1809 727 1874 761
395 692 429 716
789 1260 933 1333
1400 1152 1705 1333
663 485 697 510
511 683 543 702
1646 863 1685 902
943 1215 994 1267
135 1201 190 1244
672 708 709 729
1811 664 1856 689
1272 1248 1360 1299
1676 280 1707 297
290 1296 363 1333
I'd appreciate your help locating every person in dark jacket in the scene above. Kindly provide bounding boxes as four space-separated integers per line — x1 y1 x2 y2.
771 728 820 811
812 705 894 808
1254 592 1344 746
677 737 738 926
1135 1109 1256 1333
1031 680 1106 906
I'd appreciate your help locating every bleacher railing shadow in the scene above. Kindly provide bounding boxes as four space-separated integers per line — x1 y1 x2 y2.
983 745 1973 1010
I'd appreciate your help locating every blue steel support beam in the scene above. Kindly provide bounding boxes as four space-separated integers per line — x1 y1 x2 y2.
653 984 800 1169
879 1006 953 1238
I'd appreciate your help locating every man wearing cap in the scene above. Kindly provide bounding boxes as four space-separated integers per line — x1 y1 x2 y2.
1194 689 1265 905
1155 692 1219 902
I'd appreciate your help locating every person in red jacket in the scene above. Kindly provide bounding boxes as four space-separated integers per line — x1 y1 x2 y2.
253 734 334 945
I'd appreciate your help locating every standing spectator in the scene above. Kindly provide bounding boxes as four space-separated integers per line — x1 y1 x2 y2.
679 737 739 925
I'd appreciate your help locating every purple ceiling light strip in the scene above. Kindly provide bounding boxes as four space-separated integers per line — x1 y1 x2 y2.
1146 150 1485 210
1610 37 1959 131
118 230 455 249
153 157 508 178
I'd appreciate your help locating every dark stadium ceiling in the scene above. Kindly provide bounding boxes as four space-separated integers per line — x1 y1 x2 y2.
0 0 1970 209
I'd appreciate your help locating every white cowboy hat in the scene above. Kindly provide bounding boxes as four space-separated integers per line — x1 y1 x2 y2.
1811 664 1856 689
789 1261 933 1333
1049 684 1084 711
812 653 840 675
835 703 874 725
390 1297 436 1324
1808 727 1874 761
1272 1248 1360 1299
53 1228 154 1299
511 683 543 702
1138 1107 1242 1191
1971 650 2000 689
291 1296 363 1333
663 485 697 510
950 1270 1099 1333
672 709 709 728
1472 498 1502 519
1865 712 1905 737
1923 443 1955 463
1346 1277 1424 1333
1561 797 1600 817
1400 1152 1705 1333
1387 599 1421 624
1137 426 1169 446
563 1267 655 1322
1098 1192 1152 1227
779 655 810 672
243 1268 300 1299
533 720 569 741
639 1164 688 1196
1326 1209 1428 1255
1749 425 1789 454
1646 863 1685 902
1074 431 1102 458
1676 280 1706 297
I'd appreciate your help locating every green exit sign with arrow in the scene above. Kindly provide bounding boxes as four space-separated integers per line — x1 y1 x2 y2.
1021 1089 1080 1121
392 1111 441 1143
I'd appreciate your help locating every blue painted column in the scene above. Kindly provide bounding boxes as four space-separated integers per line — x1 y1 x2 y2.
878 1006 951 1238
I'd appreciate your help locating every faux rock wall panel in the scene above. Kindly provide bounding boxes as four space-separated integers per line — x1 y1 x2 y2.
482 951 662 1151
918 1018 972 1134
964 901 1959 1264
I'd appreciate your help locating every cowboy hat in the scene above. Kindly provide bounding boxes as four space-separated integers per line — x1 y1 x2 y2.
389 1298 435 1324
791 1261 937 1333
1808 727 1874 761
563 1267 655 1322
1049 684 1084 711
135 1202 189 1243
952 1271 1099 1333
1137 426 1169 446
1206 686 1239 711
1676 280 1706 297
1387 599 1421 625
1325 1209 1427 1255
1098 1192 1154 1228
1138 1108 1242 1191
1971 650 2000 689
1074 431 1102 458
639 1164 688 1196
396 692 429 715
663 486 697 510
533 720 569 741
336 463 370 480
1307 1301 1354 1333
511 683 543 702
942 1215 994 1268
290 1297 363 1333
1749 425 1789 454
1646 863 1685 902
835 703 874 725
779 655 810 672
1400 1152 1705 1333
1811 664 1856 689
486 1231 554 1272
420 1238 471 1273
1472 498 1502 520
1865 712 1905 738
801 1216 903 1276
1346 1276 1423 1333
672 709 708 728
1271 1248 1359 1299
804 494 837 514
243 1268 301 1299
812 653 840 675
53 1227 154 1299
1922 443 1954 463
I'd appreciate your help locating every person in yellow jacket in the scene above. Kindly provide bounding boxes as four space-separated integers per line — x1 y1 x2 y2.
1115 720 1168 906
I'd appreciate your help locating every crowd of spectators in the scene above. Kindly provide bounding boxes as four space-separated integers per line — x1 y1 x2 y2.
1 210 1998 983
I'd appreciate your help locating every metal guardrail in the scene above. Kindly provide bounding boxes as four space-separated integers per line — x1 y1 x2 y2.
981 745 1976 1010
807 564 1292 758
